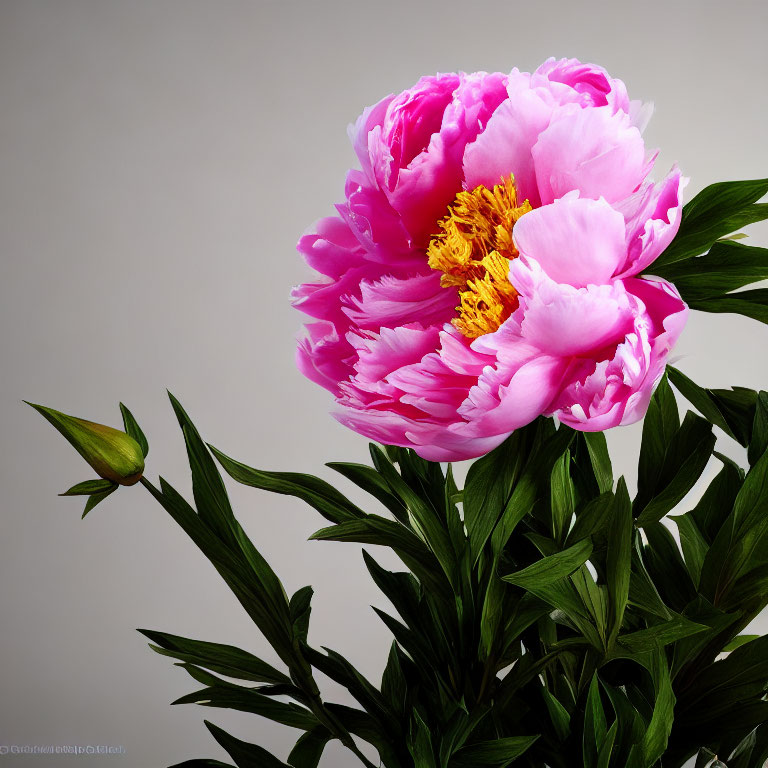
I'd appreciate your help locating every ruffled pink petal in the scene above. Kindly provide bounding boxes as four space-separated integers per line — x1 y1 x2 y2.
404 426 510 462
532 106 647 205
512 193 627 287
296 322 355 396
459 353 567 435
508 258 639 356
552 275 688 430
291 264 383 325
462 69 551 206
339 170 417 262
297 215 367 279
613 167 686 279
532 58 631 113
386 72 510 246
341 272 456 331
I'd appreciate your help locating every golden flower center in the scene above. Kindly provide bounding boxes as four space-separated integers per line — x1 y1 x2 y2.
427 175 532 338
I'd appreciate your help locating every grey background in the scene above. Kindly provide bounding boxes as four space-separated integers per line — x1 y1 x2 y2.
1 0 767 765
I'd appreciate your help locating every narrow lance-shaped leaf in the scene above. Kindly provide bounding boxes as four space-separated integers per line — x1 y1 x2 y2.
606 478 632 646
209 445 365 524
503 539 593 590
651 178 768 268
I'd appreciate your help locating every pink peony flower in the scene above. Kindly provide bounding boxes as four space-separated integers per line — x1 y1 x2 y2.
294 58 688 461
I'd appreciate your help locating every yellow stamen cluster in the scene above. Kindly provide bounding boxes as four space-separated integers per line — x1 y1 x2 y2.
427 175 532 338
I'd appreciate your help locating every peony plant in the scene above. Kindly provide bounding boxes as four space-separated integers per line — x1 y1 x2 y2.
29 59 768 768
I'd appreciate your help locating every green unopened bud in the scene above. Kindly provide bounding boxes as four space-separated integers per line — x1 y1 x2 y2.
26 402 145 485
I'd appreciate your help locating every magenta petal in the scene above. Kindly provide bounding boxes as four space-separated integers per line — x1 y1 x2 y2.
297 215 366 279
342 272 456 331
296 322 355 396
512 194 627 287
532 106 647 205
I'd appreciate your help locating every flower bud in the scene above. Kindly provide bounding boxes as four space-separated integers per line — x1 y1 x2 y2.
26 402 145 485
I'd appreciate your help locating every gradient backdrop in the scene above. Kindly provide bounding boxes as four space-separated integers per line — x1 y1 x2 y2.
2 1 767 766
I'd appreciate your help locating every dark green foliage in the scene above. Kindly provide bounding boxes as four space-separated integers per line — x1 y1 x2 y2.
123 388 768 768
648 178 768 326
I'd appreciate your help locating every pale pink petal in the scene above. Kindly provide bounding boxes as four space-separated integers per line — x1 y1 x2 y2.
459 354 567 435
512 194 627 286
463 70 551 206
532 106 647 205
509 259 639 356
532 57 631 113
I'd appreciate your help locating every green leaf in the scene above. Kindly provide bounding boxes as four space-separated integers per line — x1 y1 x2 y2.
748 391 768 466
137 628 291 685
326 461 407 522
582 674 608 768
549 450 575 544
209 445 364 524
380 642 409 719
503 539 593 590
635 412 715 526
606 478 632 646
368 445 456 584
701 447 768 603
289 586 313 644
690 289 768 325
640 649 676 766
541 689 570 741
408 710 437 768
168 393 235 545
566 492 613 546
204 721 291 768
653 240 768 301
173 668 318 731
490 425 575 554
584 432 613 494
461 425 531 557
119 402 149 458
722 634 760 652
450 735 540 768
667 367 758 446
81 483 118 518
287 727 332 768
59 478 116 496
613 616 707 655
652 178 768 268
671 512 709 587
637 373 679 496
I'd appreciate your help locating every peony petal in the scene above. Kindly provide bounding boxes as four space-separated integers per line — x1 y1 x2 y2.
512 193 627 287
532 106 647 205
462 70 550 206
296 322 355 396
297 215 367 279
532 57 631 113
613 167 686 278
341 272 456 331
509 259 639 356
